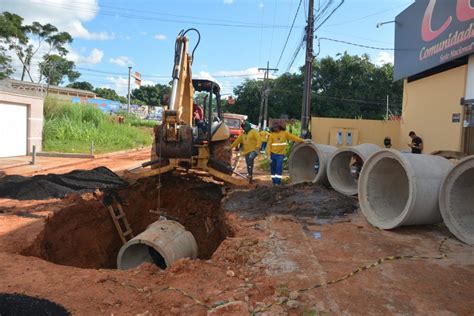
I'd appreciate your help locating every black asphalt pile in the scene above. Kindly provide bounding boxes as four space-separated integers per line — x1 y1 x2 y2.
0 167 128 200
0 293 70 316
223 183 357 222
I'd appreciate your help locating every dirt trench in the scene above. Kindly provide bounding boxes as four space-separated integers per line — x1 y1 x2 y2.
23 173 232 269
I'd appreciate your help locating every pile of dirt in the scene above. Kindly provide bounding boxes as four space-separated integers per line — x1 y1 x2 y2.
0 167 128 200
223 183 357 221
0 293 70 315
23 173 231 269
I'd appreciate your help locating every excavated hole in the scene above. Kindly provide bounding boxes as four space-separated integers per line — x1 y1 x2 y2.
23 173 232 269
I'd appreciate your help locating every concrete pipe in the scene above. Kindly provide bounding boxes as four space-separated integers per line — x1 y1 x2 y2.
117 220 198 270
439 156 474 245
327 144 380 196
358 149 452 229
288 142 337 185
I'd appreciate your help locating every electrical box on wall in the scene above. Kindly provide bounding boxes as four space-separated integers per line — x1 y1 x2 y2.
329 128 359 147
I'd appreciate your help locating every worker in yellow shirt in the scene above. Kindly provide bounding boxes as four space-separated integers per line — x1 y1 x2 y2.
231 121 261 183
267 124 306 185
259 129 270 153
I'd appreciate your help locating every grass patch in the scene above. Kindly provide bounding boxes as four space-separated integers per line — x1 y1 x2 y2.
43 97 154 154
117 111 158 128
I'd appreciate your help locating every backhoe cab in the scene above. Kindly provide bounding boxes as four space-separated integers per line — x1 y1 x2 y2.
128 29 245 185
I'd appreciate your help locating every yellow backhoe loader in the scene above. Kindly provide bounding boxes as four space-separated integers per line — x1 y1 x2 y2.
126 29 246 185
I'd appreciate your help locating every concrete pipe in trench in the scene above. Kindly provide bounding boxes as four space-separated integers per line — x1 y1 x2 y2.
117 220 198 270
288 142 337 185
439 156 474 245
358 149 452 229
327 143 380 196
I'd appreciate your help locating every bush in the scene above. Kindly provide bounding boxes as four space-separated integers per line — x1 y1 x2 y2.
42 97 153 154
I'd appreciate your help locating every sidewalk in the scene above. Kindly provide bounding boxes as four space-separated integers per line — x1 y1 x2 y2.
0 148 151 176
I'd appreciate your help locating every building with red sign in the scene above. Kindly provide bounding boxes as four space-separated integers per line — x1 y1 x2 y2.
395 0 474 155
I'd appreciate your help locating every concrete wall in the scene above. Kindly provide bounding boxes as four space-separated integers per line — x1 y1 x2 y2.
0 91 44 154
401 65 467 154
311 117 401 149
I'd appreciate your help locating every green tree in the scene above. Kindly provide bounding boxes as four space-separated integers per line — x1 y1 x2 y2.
0 47 14 79
66 81 94 91
0 12 29 80
0 12 74 83
230 79 264 123
131 83 171 106
231 53 403 122
312 53 403 119
39 54 80 86
94 87 122 101
270 72 304 119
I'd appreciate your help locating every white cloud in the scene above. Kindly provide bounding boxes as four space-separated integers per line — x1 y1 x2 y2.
374 51 394 66
259 2 264 9
103 76 156 96
214 67 261 78
140 79 155 86
154 34 167 41
105 76 130 96
195 71 219 84
223 0 234 4
194 67 266 95
1 0 112 41
68 48 104 65
109 56 135 67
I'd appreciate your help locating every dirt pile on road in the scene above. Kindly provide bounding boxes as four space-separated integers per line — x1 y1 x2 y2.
223 183 357 221
23 173 231 268
0 167 128 200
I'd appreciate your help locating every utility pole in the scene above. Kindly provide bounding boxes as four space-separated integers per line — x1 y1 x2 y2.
127 66 132 113
301 0 314 139
386 94 390 119
258 61 278 129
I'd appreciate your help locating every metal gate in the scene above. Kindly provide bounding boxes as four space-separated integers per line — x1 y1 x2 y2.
463 105 474 155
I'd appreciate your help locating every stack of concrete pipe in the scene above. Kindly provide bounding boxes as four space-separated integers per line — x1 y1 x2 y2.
326 143 380 196
358 149 451 229
439 156 474 245
358 149 474 245
288 142 337 185
289 141 474 245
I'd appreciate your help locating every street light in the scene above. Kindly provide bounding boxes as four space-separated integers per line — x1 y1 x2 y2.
376 20 397 28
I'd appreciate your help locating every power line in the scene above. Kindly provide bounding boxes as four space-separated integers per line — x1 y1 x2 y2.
6 0 301 29
268 0 279 63
317 37 395 50
269 87 402 106
314 0 344 31
323 3 411 28
275 0 304 69
77 67 262 79
317 29 392 45
285 30 305 73
258 0 266 65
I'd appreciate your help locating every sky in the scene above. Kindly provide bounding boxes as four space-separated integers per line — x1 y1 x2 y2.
2 0 415 95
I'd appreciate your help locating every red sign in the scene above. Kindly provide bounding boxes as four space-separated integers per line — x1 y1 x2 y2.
395 0 474 80
134 72 141 86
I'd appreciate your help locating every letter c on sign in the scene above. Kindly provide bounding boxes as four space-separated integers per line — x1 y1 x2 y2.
422 0 453 42
456 0 474 21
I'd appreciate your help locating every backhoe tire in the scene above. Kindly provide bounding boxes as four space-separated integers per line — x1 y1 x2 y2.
210 139 233 174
